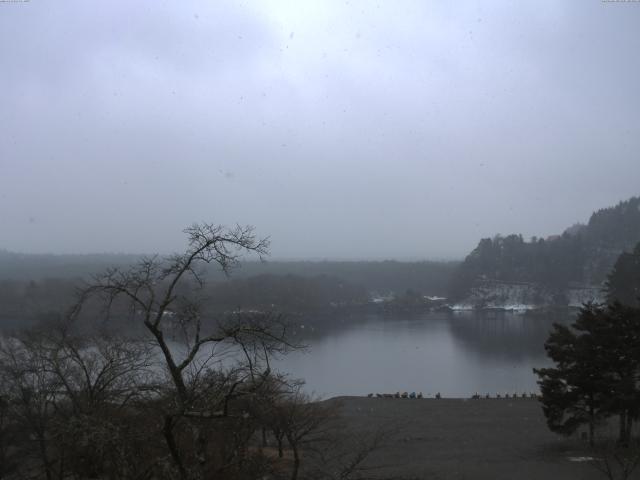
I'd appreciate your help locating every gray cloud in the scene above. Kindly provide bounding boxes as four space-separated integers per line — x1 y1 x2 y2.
1 0 639 259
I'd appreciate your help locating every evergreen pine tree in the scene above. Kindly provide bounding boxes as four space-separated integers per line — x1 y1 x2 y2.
606 242 640 307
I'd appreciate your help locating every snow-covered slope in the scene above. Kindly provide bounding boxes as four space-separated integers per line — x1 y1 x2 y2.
451 281 604 310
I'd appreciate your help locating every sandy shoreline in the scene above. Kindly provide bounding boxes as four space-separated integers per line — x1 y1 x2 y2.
327 396 604 480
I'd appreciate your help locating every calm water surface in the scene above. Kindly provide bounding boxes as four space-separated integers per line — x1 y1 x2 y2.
274 310 575 398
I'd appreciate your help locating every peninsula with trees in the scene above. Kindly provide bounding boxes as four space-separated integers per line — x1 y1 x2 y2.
449 196 640 310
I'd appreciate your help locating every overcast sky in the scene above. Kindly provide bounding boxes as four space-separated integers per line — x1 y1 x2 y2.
1 1 639 260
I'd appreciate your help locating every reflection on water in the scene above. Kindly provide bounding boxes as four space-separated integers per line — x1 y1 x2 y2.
274 310 575 399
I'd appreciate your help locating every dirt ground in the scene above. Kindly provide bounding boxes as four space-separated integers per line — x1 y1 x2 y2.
328 396 619 480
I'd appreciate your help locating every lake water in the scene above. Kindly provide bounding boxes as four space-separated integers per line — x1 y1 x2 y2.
1 310 575 400
273 310 575 399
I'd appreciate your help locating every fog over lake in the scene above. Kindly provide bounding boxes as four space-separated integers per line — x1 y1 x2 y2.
274 310 574 398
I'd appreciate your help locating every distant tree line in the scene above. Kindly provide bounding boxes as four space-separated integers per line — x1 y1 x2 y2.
203 274 369 313
450 197 640 300
0 263 459 330
0 274 369 331
218 260 458 298
0 250 458 298
0 279 78 328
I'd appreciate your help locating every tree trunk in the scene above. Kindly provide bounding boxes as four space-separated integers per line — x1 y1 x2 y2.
37 431 52 480
290 442 300 480
589 404 595 447
619 412 630 446
146 326 188 407
163 415 188 480
194 422 208 480
277 436 284 458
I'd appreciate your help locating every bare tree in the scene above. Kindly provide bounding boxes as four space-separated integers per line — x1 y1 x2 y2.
0 379 18 480
0 320 161 480
262 385 337 480
1 224 350 480
310 425 393 480
591 440 640 480
0 333 62 480
71 223 299 480
262 388 395 480
73 224 270 406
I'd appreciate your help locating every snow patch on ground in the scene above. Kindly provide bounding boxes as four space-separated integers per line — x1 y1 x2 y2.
450 304 474 311
453 281 605 310
453 282 551 311
566 286 605 307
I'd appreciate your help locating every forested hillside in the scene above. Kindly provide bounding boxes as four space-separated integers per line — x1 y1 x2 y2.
450 197 640 301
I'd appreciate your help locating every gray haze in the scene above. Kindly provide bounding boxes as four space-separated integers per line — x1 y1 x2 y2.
1 1 639 260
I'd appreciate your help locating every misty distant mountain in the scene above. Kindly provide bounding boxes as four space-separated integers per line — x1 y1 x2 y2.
450 196 640 303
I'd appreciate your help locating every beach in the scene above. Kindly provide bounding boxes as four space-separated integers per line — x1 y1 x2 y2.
329 396 605 480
